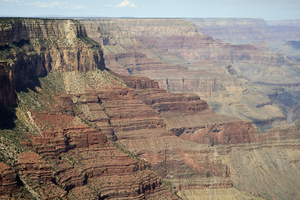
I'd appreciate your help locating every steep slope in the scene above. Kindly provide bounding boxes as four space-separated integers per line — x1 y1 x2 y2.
0 18 264 200
0 18 179 199
183 19 300 124
0 18 104 108
113 18 300 126
72 69 265 199
2 17 300 200
81 18 287 132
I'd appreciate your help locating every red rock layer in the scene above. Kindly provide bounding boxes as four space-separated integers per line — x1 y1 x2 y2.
73 80 261 192
110 70 159 89
0 163 18 196
170 120 260 145
20 87 180 199
137 89 209 113
15 152 67 199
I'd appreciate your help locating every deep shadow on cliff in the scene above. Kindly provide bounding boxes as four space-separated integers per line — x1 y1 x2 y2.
0 106 16 129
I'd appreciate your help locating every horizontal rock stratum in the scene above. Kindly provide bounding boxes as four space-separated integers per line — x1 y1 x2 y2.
81 18 292 132
1 17 300 200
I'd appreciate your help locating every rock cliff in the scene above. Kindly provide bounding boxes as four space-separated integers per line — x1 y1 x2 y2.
0 18 179 199
183 19 300 122
82 18 288 131
0 162 18 196
0 18 104 107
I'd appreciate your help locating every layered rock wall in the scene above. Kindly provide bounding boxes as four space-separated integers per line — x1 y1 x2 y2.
0 18 104 107
0 18 87 46
84 18 288 130
2 17 300 200
0 163 18 196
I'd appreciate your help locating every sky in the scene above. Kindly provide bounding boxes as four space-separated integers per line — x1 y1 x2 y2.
0 0 299 21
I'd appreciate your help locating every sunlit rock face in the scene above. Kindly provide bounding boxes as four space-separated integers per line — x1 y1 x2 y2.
0 18 180 199
0 18 104 108
2 17 300 200
81 18 293 131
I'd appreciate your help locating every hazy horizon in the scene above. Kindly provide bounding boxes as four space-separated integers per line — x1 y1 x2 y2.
0 0 299 21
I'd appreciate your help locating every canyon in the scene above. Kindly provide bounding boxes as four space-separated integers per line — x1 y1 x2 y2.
187 18 300 51
80 18 300 132
1 17 300 200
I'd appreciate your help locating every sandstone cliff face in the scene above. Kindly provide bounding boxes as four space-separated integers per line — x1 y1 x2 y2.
113 18 203 38
0 162 18 196
0 18 87 46
184 19 300 121
0 18 181 199
74 18 300 199
0 18 104 107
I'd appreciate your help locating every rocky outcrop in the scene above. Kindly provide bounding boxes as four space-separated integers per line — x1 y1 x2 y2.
110 69 160 89
113 18 203 38
14 82 180 199
0 18 87 46
171 120 260 145
76 18 300 199
15 152 67 199
0 18 104 107
0 163 18 196
58 69 260 195
0 61 17 107
0 18 181 199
